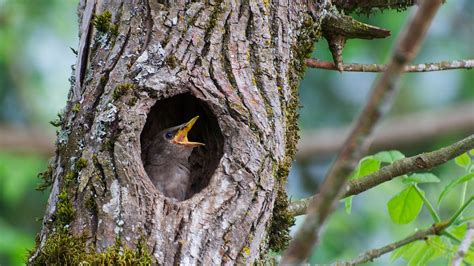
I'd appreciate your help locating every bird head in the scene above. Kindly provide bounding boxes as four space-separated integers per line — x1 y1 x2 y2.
161 116 205 148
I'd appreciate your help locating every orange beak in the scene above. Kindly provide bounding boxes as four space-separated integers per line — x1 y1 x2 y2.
172 116 205 147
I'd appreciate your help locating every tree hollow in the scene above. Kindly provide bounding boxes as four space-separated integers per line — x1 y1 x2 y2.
140 93 224 200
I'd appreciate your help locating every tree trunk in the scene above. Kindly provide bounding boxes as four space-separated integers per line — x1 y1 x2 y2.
30 0 319 264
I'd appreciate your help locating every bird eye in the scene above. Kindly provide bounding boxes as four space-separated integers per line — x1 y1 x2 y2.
165 132 173 139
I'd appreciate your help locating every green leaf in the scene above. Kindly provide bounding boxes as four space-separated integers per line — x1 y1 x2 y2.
374 150 405 163
403 242 425 266
470 149 474 156
450 224 467 239
344 196 353 214
426 236 447 257
390 242 413 262
349 156 381 180
357 156 381 177
408 243 434 266
438 173 474 205
392 236 445 265
465 249 474 264
403 173 440 184
387 185 424 224
455 153 471 169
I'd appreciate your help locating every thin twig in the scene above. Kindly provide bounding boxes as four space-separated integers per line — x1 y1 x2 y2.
452 223 474 266
305 59 474 72
289 134 474 217
281 1 443 263
334 226 444 265
332 0 418 11
335 196 474 265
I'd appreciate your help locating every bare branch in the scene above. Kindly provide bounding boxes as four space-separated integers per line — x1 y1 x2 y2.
297 102 474 160
1 106 472 159
0 125 54 156
282 1 443 263
333 0 418 11
289 134 474 217
452 223 474 266
335 222 448 265
0 103 471 159
305 58 474 72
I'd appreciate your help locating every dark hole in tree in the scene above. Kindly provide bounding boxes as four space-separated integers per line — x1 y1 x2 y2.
140 93 224 201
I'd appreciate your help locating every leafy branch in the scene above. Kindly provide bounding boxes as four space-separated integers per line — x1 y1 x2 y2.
289 134 474 217
335 196 474 265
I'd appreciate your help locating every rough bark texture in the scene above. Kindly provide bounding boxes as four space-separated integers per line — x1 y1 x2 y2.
30 0 325 264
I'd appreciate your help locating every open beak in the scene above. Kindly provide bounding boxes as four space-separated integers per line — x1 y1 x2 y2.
172 116 205 147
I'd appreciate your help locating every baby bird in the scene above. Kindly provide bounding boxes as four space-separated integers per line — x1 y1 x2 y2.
143 116 204 201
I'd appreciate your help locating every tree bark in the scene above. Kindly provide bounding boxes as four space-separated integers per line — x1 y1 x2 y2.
30 0 320 264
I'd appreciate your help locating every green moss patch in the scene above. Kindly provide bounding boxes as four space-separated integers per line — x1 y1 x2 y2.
52 191 75 227
72 102 81 113
113 83 135 101
31 230 152 265
76 157 88 171
268 174 295 252
268 15 319 252
93 11 113 33
36 165 53 191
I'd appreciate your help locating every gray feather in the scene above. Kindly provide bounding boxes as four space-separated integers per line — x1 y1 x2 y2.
144 126 196 201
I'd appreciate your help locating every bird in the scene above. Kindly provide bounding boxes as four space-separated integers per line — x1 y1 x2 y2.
143 116 204 201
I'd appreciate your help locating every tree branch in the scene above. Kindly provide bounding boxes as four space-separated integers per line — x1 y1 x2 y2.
2 102 472 158
289 134 474 217
333 0 418 11
282 1 443 263
335 223 447 265
334 196 474 265
1 102 472 159
297 102 474 160
452 223 474 266
0 125 54 156
305 59 474 72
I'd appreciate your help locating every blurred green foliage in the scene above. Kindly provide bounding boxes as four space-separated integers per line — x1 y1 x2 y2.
0 152 48 265
0 0 77 265
0 0 77 126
